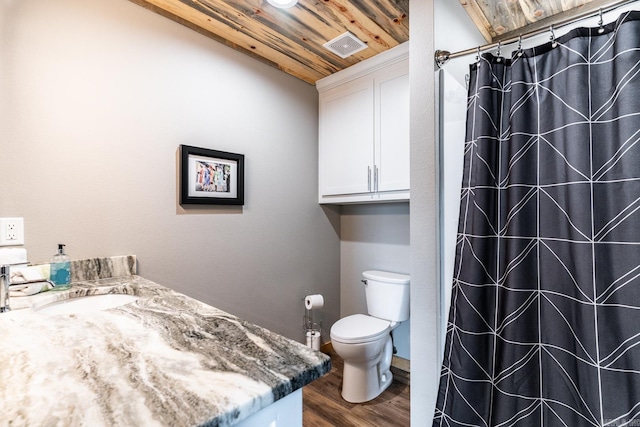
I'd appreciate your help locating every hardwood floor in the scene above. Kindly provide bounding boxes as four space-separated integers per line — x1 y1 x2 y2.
303 350 410 426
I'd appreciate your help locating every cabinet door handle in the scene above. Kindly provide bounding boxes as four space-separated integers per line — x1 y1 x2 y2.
374 166 379 192
367 166 371 192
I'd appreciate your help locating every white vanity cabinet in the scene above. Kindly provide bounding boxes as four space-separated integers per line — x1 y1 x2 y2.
317 42 409 204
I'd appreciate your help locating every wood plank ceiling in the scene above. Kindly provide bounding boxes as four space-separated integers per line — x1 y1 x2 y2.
128 0 409 85
128 0 616 85
462 0 621 42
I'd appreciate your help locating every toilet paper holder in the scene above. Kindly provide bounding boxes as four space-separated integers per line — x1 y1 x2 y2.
303 317 322 351
303 293 323 350
303 306 322 335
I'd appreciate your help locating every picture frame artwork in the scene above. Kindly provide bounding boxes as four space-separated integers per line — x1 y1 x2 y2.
180 145 245 205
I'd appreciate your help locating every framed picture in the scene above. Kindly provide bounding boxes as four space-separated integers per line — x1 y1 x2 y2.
180 145 245 205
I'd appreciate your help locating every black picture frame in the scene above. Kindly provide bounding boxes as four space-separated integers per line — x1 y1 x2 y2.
180 145 245 205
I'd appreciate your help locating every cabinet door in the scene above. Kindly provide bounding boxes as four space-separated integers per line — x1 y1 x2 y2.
319 78 374 197
375 61 410 193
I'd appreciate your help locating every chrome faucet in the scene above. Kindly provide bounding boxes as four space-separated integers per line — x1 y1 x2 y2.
0 264 10 313
0 262 42 313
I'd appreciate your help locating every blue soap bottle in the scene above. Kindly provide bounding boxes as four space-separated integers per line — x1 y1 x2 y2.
50 244 71 290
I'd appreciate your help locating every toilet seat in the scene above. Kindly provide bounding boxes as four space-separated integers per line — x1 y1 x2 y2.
331 314 390 344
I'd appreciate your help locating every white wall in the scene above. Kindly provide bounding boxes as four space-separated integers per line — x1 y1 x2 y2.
0 0 340 343
439 71 467 352
408 0 484 423
410 0 439 423
435 0 486 87
435 0 485 359
340 203 410 358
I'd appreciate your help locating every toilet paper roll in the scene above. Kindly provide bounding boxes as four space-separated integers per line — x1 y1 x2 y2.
304 294 324 310
306 330 321 351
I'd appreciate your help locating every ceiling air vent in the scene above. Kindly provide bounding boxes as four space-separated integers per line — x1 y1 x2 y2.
323 32 368 59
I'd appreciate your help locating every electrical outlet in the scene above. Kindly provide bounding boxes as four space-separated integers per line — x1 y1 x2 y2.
0 218 25 246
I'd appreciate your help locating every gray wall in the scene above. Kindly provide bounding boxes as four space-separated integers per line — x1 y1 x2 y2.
0 0 340 343
340 203 410 359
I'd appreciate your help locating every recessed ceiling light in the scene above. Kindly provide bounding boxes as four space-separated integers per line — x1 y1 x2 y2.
267 0 298 9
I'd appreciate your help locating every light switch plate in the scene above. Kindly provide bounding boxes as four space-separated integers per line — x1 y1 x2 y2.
0 217 25 246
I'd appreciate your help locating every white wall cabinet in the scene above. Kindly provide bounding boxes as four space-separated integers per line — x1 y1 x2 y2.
317 43 409 204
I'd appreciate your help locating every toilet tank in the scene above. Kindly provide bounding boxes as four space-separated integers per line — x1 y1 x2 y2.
363 270 410 322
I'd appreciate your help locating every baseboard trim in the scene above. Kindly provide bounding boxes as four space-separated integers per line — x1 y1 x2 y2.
321 341 410 373
392 355 410 373
320 342 334 354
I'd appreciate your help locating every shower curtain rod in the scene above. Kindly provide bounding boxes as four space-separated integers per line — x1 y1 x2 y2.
435 0 639 67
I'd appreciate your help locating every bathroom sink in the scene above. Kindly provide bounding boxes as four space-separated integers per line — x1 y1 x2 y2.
34 294 138 315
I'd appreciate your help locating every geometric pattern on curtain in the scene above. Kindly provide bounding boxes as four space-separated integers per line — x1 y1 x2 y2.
435 11 640 427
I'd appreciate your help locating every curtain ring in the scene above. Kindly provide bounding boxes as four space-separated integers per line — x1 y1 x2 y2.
476 46 481 63
549 25 558 48
598 8 605 33
496 41 502 62
517 35 523 57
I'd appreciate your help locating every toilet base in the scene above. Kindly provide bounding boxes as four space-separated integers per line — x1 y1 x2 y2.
339 335 395 403
341 361 394 403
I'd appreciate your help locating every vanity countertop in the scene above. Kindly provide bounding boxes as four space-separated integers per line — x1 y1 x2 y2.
0 274 330 426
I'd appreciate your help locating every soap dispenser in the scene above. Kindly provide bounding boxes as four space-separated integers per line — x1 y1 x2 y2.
51 244 71 290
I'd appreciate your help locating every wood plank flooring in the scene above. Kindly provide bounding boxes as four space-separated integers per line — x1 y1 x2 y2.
303 350 410 426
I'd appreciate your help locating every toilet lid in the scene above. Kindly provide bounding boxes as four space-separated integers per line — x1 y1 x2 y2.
330 314 390 344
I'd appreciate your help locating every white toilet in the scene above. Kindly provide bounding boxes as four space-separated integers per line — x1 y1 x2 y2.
330 270 410 403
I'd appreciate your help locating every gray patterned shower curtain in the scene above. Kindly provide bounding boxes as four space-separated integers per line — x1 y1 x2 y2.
435 11 640 427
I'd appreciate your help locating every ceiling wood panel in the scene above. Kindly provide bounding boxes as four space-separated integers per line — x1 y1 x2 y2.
128 0 625 84
128 0 409 85
461 0 623 42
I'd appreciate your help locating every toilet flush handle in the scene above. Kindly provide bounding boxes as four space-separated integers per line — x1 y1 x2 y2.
361 279 367 286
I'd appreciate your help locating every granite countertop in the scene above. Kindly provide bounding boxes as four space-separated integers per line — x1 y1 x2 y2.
0 262 330 426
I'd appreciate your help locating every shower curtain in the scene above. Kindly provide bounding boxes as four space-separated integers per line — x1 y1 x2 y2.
435 11 640 427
